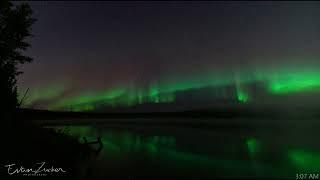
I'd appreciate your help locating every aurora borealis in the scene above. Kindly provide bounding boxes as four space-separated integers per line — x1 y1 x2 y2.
17 1 320 111
21 65 320 111
10 2 320 178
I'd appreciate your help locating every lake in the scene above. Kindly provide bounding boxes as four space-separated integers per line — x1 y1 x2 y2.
46 117 320 179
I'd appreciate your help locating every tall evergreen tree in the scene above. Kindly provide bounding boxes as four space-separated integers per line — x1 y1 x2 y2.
0 1 36 112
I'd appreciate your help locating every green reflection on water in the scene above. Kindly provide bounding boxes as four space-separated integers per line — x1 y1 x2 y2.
288 149 320 172
51 126 176 154
50 126 302 178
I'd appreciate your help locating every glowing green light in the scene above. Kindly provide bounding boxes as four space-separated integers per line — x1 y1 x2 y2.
28 61 320 111
236 85 249 103
288 149 320 172
49 87 126 110
137 90 143 104
268 71 320 94
237 91 249 103
48 84 176 111
246 138 261 157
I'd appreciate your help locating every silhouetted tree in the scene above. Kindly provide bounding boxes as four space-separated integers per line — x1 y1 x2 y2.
0 1 36 113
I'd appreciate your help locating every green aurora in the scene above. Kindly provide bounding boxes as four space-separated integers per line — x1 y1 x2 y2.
246 138 261 158
22 64 320 111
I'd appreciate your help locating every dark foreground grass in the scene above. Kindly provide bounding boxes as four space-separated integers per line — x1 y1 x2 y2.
1 112 94 179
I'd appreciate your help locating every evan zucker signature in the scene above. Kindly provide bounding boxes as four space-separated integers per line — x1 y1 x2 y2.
4 162 66 176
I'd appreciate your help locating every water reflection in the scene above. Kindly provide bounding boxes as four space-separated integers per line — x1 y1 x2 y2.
288 149 320 172
47 125 320 178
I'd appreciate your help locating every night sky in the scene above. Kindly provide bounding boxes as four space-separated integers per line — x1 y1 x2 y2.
17 1 320 111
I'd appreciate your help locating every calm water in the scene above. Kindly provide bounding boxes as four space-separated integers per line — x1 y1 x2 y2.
47 118 320 179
